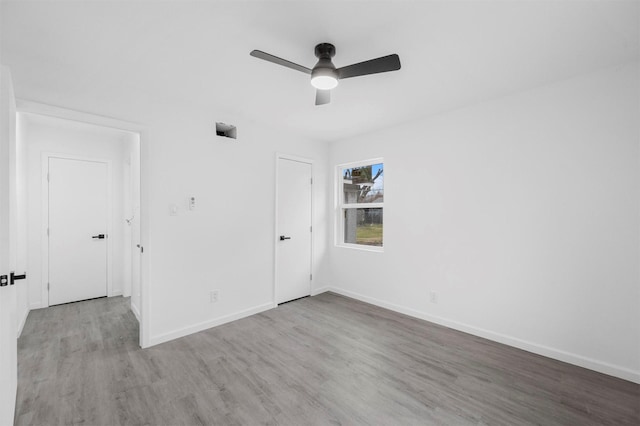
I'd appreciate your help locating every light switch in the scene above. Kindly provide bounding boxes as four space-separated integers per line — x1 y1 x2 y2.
169 204 178 216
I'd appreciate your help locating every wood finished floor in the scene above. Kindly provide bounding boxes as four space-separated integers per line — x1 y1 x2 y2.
15 292 639 426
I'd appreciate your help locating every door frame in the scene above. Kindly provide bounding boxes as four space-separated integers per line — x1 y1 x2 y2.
41 153 113 307
17 100 150 348
273 153 314 308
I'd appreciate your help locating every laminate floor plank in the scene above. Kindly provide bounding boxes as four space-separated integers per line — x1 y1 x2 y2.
15 293 639 425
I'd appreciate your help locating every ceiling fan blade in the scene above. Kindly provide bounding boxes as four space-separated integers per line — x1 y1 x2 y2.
250 50 312 74
315 89 331 106
337 54 401 79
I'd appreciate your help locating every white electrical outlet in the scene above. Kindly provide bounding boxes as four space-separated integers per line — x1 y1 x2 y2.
210 290 219 303
429 291 438 304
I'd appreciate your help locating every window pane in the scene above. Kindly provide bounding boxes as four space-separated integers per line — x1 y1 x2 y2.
344 208 383 246
342 163 383 204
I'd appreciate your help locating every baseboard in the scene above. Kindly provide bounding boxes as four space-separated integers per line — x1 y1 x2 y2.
130 300 141 322
17 305 30 337
148 302 274 347
109 290 123 297
311 285 332 296
29 302 43 310
316 287 640 384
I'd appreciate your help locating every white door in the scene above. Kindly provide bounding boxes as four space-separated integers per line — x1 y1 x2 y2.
0 66 18 426
276 157 312 304
48 157 109 306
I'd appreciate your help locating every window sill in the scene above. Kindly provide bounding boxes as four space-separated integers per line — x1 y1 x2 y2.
336 243 384 253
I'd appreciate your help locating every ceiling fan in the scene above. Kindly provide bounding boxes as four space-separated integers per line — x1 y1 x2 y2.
250 43 401 106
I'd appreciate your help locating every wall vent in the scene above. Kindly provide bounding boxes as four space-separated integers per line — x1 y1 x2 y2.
215 122 237 140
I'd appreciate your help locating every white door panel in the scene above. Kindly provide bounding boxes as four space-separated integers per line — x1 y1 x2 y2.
48 157 108 306
276 158 312 304
0 65 18 426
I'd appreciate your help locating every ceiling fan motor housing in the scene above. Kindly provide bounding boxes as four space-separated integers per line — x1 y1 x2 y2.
314 43 336 59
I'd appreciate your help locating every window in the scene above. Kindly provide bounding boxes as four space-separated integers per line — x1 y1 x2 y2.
337 159 384 249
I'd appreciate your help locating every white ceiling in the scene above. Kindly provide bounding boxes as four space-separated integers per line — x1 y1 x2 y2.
2 1 638 142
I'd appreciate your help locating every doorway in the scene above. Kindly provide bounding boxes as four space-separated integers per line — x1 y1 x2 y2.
16 105 146 346
275 155 313 304
47 156 109 305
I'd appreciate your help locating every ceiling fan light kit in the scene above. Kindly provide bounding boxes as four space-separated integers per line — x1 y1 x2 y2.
311 74 338 90
250 42 401 105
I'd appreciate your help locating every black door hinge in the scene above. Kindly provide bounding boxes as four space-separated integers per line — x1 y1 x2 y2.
0 275 7 287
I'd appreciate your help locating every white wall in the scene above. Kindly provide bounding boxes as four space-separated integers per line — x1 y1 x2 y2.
325 62 640 383
139 105 329 345
23 114 130 308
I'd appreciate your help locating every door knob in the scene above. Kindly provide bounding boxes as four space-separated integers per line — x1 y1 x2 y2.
279 235 291 241
91 234 106 239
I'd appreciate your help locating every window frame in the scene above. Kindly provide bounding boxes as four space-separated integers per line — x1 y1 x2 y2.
335 158 384 252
